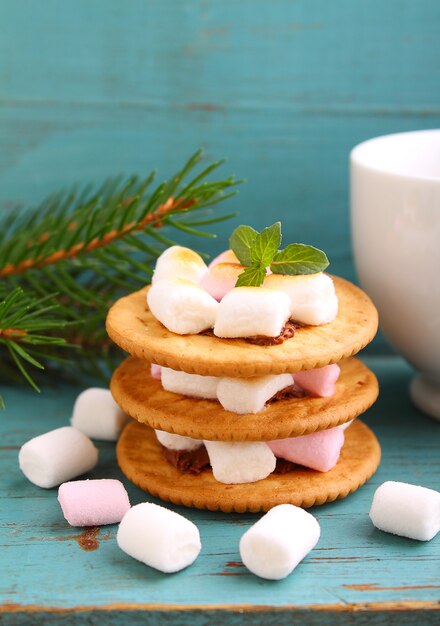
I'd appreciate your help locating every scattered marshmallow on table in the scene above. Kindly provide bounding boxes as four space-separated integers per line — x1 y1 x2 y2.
117 502 201 573
155 429 203 451
204 440 276 484
200 262 244 301
264 273 338 325
369 481 440 541
58 479 130 527
147 278 219 334
161 367 219 400
214 287 291 338
152 245 207 285
293 363 341 398
217 373 293 414
268 427 345 472
19 427 98 489
71 388 130 441
240 504 321 579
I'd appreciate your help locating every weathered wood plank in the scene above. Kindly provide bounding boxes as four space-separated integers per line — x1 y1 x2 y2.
1 0 439 109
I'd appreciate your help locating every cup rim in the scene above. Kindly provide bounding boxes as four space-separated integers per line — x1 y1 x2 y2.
350 129 440 184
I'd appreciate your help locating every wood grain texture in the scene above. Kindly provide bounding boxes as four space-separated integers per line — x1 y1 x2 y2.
1 1 440 353
0 356 439 625
110 356 379 441
106 278 378 376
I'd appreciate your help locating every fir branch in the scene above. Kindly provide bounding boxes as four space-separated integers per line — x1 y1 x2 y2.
0 150 240 278
0 150 241 405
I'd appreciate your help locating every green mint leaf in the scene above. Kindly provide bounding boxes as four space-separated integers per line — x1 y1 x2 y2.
235 265 266 287
270 243 329 275
229 225 258 266
250 222 282 267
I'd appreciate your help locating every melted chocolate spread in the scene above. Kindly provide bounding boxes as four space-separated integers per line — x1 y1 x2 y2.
161 445 210 474
274 457 299 474
201 321 299 345
268 384 307 402
245 321 298 346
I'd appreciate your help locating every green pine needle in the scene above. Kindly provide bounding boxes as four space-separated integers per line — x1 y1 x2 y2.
0 150 242 407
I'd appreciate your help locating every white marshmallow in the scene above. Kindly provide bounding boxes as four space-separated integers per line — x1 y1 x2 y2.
147 278 219 334
19 427 98 489
117 502 201 573
216 374 293 414
161 367 219 400
264 273 338 325
214 287 291 338
155 430 203 452
152 245 207 285
240 504 320 580
369 481 440 541
204 440 276 484
70 388 130 441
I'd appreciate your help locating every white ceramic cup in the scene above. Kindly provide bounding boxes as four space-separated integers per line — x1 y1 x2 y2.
351 130 440 421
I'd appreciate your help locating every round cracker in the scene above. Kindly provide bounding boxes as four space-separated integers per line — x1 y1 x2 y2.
106 276 378 377
116 419 381 512
111 356 378 441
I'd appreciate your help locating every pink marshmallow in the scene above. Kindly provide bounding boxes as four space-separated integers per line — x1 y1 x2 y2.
293 364 341 398
208 249 239 268
150 363 162 380
200 262 244 301
268 427 345 472
58 479 130 527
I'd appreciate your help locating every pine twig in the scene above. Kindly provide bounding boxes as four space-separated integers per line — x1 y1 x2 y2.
0 150 242 406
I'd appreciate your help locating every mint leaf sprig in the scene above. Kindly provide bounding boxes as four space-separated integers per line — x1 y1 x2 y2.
230 222 329 287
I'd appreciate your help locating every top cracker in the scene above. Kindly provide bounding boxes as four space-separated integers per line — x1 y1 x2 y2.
106 275 378 377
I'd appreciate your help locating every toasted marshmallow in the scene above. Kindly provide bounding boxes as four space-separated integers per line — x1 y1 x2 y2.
204 440 276 484
217 374 293 414
147 278 219 334
152 245 208 285
214 287 291 338
208 249 239 268
264 273 338 325
200 262 244 301
155 430 203 452
161 367 219 399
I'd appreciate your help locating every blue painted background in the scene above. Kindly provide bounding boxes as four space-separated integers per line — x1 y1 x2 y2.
1 0 439 352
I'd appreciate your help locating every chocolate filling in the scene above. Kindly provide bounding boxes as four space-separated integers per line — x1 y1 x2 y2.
161 443 300 475
161 444 210 474
267 384 307 402
274 457 300 474
245 321 298 346
200 321 299 345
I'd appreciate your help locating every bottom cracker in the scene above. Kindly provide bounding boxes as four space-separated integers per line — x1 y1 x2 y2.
116 419 381 513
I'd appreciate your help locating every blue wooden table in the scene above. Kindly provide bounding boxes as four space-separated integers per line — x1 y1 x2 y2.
1 355 439 625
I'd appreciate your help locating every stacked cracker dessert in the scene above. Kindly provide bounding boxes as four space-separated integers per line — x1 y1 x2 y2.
106 224 381 513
